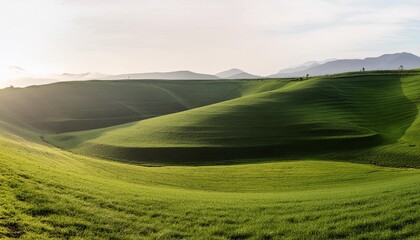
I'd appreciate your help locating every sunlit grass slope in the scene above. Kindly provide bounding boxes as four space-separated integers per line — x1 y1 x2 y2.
0 79 286 133
324 73 420 167
48 71 420 166
1 125 419 239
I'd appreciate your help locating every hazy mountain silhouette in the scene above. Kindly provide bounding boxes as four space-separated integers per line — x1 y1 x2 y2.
216 68 244 78
59 72 109 80
228 72 261 79
277 59 337 74
216 68 260 79
269 53 420 78
3 71 218 88
3 72 110 88
105 71 219 80
4 77 59 88
4 53 420 89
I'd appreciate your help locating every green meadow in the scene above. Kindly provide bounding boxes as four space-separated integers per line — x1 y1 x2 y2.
48 71 420 166
0 70 420 239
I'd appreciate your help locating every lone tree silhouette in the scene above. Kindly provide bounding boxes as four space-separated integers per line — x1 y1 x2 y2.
399 65 404 75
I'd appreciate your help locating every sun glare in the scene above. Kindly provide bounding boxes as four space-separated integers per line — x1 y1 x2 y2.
0 65 26 88
0 68 10 82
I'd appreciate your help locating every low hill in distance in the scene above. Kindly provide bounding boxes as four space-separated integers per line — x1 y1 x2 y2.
2 72 110 88
104 70 220 80
216 68 261 79
1 71 219 88
228 72 261 79
216 68 244 78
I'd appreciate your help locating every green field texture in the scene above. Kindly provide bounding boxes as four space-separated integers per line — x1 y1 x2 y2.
46 71 420 166
1 124 419 239
1 71 420 239
0 79 288 133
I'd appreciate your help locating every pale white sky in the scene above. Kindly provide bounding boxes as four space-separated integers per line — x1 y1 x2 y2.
0 0 420 81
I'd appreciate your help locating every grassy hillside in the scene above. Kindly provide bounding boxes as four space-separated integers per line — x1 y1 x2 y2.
1 125 419 239
0 79 286 133
1 71 420 239
47 71 420 166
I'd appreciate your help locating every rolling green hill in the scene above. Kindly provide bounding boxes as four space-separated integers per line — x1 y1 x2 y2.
0 79 286 133
1 123 419 239
47 71 420 166
1 71 420 239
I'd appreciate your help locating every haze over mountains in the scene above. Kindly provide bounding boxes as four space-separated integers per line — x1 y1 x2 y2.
216 68 261 79
3 53 420 88
276 59 337 75
104 71 218 80
270 52 420 78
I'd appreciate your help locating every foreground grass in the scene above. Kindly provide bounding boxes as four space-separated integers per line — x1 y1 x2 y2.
1 129 419 239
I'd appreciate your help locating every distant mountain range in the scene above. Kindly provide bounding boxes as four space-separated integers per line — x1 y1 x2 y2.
276 59 337 74
3 53 420 88
269 52 420 78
